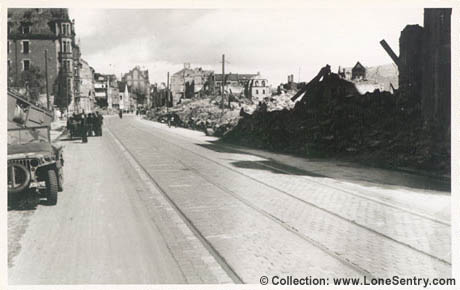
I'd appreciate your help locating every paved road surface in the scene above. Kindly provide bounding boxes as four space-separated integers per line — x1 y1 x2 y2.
8 115 451 284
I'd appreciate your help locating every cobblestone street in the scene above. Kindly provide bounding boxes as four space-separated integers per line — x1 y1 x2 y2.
8 116 451 284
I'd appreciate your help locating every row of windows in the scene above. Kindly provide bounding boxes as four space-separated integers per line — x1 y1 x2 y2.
255 89 266 95
7 24 31 34
254 80 266 87
8 22 72 36
7 58 76 74
8 38 73 55
7 40 31 54
215 80 268 87
8 59 31 71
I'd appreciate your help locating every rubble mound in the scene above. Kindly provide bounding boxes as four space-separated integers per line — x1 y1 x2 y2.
146 95 251 136
223 66 450 174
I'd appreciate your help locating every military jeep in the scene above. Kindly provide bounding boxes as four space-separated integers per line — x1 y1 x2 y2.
8 126 64 205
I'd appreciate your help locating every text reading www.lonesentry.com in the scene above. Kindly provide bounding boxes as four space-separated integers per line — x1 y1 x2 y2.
259 275 456 287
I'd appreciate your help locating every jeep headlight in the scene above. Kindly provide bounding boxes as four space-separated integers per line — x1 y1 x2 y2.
30 159 40 167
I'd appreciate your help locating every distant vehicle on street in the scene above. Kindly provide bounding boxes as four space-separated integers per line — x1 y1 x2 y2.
159 113 181 127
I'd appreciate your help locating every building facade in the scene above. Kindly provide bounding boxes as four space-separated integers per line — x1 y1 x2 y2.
151 83 171 108
7 8 80 112
170 63 213 105
122 66 150 106
209 73 257 98
78 58 95 113
248 73 271 100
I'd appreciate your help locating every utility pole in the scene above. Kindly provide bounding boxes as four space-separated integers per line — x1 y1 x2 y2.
44 49 50 110
166 71 169 113
221 54 225 113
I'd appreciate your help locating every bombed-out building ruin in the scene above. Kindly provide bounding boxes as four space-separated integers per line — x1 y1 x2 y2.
380 8 451 128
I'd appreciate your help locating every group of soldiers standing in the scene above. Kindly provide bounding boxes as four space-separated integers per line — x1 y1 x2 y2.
67 111 104 143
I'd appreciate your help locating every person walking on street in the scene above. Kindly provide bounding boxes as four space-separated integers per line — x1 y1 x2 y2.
119 109 123 119
80 111 88 143
87 113 94 137
95 111 104 136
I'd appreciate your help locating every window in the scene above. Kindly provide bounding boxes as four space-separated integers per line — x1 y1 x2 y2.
23 60 30 71
262 89 265 94
61 23 71 36
23 41 29 54
62 40 71 53
256 89 259 95
262 80 266 86
67 78 72 94
22 25 30 34
64 60 72 72
255 80 259 86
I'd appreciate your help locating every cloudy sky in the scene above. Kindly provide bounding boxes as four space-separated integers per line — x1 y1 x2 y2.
69 8 423 85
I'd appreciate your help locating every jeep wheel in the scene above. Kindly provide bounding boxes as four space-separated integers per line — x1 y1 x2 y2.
45 169 58 205
58 167 64 192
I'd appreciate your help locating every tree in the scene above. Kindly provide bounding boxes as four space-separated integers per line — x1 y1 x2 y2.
8 64 45 103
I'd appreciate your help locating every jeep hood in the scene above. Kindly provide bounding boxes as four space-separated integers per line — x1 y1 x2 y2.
8 143 53 155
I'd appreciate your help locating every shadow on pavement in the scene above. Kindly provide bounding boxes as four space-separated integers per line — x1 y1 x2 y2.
231 160 325 177
198 141 451 193
8 191 58 211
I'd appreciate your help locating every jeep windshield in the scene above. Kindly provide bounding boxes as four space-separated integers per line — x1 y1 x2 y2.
8 127 50 146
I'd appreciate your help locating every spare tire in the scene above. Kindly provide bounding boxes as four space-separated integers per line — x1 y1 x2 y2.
8 163 31 194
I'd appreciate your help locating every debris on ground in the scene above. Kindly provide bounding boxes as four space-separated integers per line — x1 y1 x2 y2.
222 65 450 174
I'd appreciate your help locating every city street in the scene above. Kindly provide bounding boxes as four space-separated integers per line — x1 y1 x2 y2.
8 115 451 284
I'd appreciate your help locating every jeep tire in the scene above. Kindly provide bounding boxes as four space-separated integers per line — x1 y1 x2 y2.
45 169 58 205
58 167 64 192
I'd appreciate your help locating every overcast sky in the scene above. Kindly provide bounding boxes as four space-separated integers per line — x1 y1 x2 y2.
69 8 423 85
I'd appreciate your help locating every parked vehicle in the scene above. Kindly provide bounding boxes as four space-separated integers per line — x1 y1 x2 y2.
8 126 64 205
7 89 63 205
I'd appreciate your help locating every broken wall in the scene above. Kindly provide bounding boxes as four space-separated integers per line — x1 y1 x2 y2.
421 8 451 126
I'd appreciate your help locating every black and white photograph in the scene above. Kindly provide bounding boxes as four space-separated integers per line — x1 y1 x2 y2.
3 0 458 288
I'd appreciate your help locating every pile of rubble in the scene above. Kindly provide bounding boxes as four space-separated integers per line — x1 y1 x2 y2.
223 65 450 174
146 95 250 136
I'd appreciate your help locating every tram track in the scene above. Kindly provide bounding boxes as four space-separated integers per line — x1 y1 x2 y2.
127 121 450 261
107 119 450 277
107 123 370 278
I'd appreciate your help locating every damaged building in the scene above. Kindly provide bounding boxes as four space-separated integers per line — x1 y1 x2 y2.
339 62 398 94
170 63 213 105
381 8 451 127
225 8 451 173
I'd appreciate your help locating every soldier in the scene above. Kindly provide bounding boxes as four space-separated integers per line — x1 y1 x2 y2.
95 111 104 136
80 111 88 143
87 113 94 137
67 114 73 138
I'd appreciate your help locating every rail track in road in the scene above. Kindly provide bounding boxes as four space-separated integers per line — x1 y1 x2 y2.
107 118 451 279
